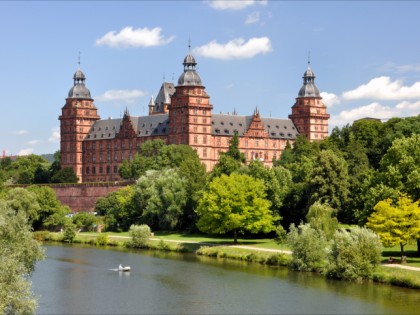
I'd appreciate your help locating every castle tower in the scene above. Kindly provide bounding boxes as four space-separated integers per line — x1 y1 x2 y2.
168 52 213 168
59 66 99 182
289 62 330 141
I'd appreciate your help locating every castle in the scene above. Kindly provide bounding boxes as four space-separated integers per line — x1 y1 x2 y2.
59 53 330 183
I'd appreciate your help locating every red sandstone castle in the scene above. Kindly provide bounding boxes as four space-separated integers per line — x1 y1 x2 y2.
59 53 329 183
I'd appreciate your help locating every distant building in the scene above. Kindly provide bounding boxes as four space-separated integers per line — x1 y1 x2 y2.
59 53 329 182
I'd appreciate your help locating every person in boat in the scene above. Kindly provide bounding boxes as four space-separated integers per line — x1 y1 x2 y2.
119 264 123 270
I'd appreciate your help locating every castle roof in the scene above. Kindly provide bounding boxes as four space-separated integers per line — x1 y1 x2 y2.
85 113 298 141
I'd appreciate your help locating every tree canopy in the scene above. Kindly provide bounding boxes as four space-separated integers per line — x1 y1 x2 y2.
196 173 277 243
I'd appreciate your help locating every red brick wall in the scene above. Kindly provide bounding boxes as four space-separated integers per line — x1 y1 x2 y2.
50 182 132 212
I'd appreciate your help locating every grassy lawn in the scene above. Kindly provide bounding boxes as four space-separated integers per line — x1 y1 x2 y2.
381 243 420 267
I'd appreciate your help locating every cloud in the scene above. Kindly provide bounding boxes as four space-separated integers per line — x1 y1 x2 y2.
18 148 34 156
245 12 260 24
330 100 420 127
11 130 28 135
205 0 267 10
380 61 420 74
49 128 60 143
342 76 420 101
320 92 340 108
27 140 41 145
95 89 147 103
96 26 175 48
193 37 272 60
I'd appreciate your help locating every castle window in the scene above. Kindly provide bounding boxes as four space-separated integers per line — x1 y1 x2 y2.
203 109 206 115
92 155 96 162
94 134 96 138
203 136 207 144
203 118 207 123
215 129 220 134
273 142 277 148
255 140 259 147
217 138 221 146
99 127 101 131
271 132 276 136
193 126 197 132
280 133 285 137
106 166 110 174
114 153 117 161
194 136 198 144
92 167 96 174
265 140 268 148
87 135 90 139
245 140 248 147
287 133 292 137
114 165 118 173
203 127 207 133
203 148 207 158
99 166 103 174
224 129 229 134
86 167 90 174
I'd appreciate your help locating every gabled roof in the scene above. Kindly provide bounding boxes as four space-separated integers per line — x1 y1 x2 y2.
211 114 299 139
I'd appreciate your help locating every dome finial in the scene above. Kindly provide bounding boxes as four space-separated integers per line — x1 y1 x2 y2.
188 36 191 53
78 51 81 69
308 50 311 66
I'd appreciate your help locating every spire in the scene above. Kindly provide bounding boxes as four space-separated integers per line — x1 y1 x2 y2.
297 58 320 98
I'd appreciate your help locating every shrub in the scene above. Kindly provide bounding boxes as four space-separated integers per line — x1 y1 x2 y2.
157 239 170 251
95 233 109 246
33 230 51 241
326 227 383 281
72 212 97 232
266 253 290 266
62 221 77 243
286 223 328 272
128 224 151 248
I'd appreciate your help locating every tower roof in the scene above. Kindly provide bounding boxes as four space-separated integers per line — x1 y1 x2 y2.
297 62 320 98
68 67 92 99
177 53 202 86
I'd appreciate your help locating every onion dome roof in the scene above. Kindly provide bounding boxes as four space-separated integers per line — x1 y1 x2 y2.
68 68 92 99
298 63 320 98
178 53 202 86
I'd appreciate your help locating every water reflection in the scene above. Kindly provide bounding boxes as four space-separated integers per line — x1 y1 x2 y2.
32 244 419 314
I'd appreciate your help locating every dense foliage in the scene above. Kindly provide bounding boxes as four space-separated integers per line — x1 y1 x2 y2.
0 200 45 314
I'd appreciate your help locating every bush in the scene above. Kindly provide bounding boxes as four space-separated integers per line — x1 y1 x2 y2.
128 224 151 248
62 221 77 243
95 233 109 246
286 223 328 272
72 212 97 232
33 230 51 241
326 227 383 281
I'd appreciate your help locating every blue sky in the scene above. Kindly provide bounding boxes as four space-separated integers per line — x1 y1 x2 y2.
1 0 419 156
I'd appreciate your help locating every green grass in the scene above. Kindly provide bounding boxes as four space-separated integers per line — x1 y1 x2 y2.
381 244 420 267
373 265 420 289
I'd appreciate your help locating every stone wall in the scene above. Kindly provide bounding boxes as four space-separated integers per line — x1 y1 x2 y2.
50 182 132 212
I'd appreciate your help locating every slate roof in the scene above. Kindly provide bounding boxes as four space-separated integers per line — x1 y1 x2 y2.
211 114 299 140
85 113 298 141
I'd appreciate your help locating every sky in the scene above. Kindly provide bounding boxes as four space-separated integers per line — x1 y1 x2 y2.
0 0 419 156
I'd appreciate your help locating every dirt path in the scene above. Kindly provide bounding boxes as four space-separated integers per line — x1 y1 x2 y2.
382 264 420 272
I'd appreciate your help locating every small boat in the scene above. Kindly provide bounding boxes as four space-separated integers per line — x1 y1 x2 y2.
118 264 131 272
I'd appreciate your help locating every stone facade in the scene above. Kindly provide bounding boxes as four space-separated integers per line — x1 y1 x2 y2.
59 54 329 183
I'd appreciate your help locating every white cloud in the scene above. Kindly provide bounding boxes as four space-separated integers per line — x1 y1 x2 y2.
193 37 272 60
245 12 260 24
49 128 60 143
18 148 34 156
205 0 267 10
11 130 28 135
96 89 147 103
381 61 420 74
96 26 175 48
330 100 420 127
342 76 420 100
320 92 340 108
27 140 41 145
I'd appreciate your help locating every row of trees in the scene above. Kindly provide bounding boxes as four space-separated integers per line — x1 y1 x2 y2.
0 151 78 185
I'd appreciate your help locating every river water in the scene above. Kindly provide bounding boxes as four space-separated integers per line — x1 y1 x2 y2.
32 244 420 314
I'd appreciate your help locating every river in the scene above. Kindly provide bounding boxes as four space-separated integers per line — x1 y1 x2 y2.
32 244 420 314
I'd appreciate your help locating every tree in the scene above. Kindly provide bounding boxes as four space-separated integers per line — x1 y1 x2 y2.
286 223 328 272
196 173 277 243
128 224 152 248
62 220 77 243
379 134 420 200
307 149 350 222
27 185 70 231
306 201 338 240
10 155 50 184
326 227 383 281
0 200 45 314
50 167 78 183
3 188 41 226
136 169 188 230
366 195 420 258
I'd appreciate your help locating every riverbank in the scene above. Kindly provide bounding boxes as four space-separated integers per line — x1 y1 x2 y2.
33 231 420 289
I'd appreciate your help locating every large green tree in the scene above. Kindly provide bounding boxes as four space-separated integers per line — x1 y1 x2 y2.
367 195 420 258
0 200 45 314
196 173 277 243
307 149 350 222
